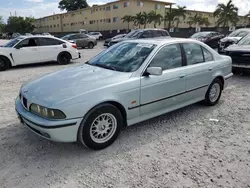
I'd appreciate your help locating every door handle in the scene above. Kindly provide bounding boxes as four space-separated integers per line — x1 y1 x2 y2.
179 74 186 78
208 68 213 71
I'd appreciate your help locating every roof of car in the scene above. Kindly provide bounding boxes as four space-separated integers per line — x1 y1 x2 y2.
17 35 56 39
125 37 203 45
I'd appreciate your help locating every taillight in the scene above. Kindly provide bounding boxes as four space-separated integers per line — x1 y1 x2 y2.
72 44 77 49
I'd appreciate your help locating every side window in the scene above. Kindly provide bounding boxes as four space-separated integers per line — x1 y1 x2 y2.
17 38 38 48
153 30 162 37
80 34 88 38
183 43 204 65
202 47 213 62
71 34 80 39
141 30 152 38
160 30 169 36
149 44 183 70
39 38 64 46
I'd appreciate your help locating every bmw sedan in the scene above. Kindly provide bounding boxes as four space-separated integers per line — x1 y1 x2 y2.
15 38 233 150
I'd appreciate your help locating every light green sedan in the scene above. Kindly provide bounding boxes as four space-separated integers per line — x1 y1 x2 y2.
15 38 233 150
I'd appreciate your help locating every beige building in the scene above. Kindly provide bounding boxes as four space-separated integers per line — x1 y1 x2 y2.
34 0 172 33
33 0 250 33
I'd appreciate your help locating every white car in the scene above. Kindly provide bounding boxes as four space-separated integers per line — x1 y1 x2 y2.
88 32 103 40
0 36 80 71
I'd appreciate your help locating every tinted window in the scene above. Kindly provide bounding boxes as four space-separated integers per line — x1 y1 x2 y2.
70 34 81 39
153 30 162 37
149 44 182 70
17 38 38 48
80 34 88 38
183 43 204 65
202 47 213 61
237 34 250 45
39 38 64 46
160 30 169 36
141 30 153 38
3 37 24 47
88 42 155 72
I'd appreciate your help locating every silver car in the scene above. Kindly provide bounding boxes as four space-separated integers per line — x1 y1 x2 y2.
61 33 97 49
15 38 233 150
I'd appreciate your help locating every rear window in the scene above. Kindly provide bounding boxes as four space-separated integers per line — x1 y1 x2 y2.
160 30 169 36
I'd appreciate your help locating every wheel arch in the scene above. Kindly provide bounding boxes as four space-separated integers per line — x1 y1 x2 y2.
214 76 224 90
0 55 13 67
82 101 128 128
58 51 72 59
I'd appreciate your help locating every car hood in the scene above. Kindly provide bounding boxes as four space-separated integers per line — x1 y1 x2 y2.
21 64 132 106
225 44 250 52
220 37 242 43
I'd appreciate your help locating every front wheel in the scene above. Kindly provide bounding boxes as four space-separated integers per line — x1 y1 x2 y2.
77 104 123 150
204 78 223 106
87 42 94 49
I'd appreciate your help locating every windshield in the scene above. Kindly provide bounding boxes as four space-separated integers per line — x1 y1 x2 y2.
237 35 250 46
3 37 24 47
87 42 156 72
228 30 250 37
191 32 211 38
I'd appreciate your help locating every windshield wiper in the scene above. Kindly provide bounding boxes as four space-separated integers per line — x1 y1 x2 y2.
92 63 117 71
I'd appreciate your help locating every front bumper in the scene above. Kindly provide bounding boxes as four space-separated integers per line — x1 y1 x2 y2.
15 98 82 142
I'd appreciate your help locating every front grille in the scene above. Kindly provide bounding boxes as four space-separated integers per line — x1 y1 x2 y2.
228 52 250 65
23 97 28 109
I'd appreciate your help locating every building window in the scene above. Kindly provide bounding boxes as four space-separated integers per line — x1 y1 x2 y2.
155 4 160 10
124 2 129 7
57 16 59 19
113 4 118 9
100 19 102 22
50 25 52 28
57 24 59 27
106 6 110 11
106 18 111 23
63 24 66 27
89 20 94 24
95 9 98 11
137 1 143 7
113 17 119 22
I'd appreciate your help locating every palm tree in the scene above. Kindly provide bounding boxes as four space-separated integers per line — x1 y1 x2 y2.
213 0 239 27
164 6 186 29
148 10 162 28
200 17 211 27
121 15 134 30
133 12 148 28
188 13 203 27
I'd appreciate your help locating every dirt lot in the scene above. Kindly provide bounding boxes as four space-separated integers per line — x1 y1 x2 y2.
0 41 250 188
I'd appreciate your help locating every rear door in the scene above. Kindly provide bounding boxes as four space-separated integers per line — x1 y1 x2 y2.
38 38 64 62
12 38 41 65
181 43 215 100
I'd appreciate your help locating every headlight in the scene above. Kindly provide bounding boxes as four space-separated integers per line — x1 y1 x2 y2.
30 104 66 119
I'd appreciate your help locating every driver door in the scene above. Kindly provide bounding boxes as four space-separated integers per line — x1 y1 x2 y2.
140 44 187 116
13 38 41 65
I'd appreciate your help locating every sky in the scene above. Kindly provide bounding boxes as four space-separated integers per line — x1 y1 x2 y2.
0 0 249 22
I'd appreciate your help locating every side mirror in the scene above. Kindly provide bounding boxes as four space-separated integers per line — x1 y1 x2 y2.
144 67 162 76
15 46 21 49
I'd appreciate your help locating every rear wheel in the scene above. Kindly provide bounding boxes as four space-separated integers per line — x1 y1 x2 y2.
87 42 94 49
0 56 11 71
57 52 71 65
77 104 123 150
204 78 222 106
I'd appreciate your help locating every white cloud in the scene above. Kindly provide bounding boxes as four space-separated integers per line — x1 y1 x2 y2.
25 0 44 3
0 1 64 22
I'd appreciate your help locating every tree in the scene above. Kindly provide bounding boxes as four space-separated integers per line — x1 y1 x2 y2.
213 0 239 27
187 13 203 27
164 6 186 28
200 17 211 27
58 0 89 11
4 16 35 33
121 15 134 30
0 16 5 33
148 10 162 28
133 12 148 28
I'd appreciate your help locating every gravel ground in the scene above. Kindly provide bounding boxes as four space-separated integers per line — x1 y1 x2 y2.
0 41 250 188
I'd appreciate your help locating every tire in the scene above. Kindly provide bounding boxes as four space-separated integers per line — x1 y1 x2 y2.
99 36 103 40
77 103 123 150
0 56 11 71
87 42 94 49
204 78 223 106
57 52 71 65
